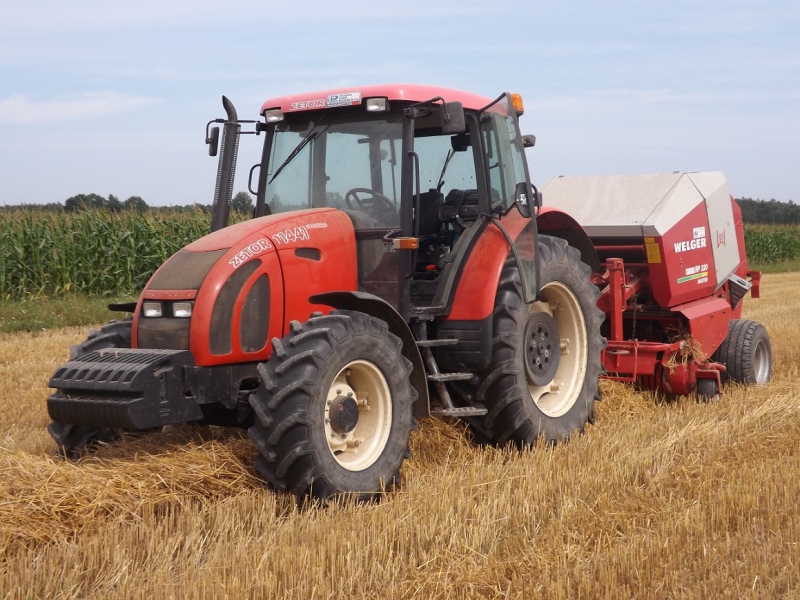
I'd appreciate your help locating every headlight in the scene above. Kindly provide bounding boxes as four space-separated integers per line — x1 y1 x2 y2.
142 301 162 318
173 302 193 318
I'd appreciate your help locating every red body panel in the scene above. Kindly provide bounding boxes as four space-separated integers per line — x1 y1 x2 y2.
674 296 732 357
142 289 197 300
647 202 717 308
189 238 285 366
447 209 529 321
134 209 358 367
271 211 359 331
261 84 493 115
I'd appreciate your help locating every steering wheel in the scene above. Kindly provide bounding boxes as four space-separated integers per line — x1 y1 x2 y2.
344 188 396 217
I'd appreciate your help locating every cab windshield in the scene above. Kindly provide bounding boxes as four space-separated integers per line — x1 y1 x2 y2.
264 109 403 228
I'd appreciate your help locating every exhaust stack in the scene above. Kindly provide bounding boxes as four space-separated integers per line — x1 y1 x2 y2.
210 96 240 233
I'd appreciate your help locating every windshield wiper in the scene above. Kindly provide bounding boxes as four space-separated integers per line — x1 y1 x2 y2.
269 115 328 184
435 149 454 192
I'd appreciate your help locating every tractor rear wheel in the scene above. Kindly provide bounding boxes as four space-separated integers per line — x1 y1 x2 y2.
48 319 132 458
713 319 772 385
248 311 416 502
473 235 605 446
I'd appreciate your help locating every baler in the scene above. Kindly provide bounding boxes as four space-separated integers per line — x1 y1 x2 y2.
542 172 771 397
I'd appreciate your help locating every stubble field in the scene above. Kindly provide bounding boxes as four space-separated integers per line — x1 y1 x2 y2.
1 273 799 599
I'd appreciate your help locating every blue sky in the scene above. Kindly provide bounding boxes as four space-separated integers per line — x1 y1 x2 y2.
1 0 798 206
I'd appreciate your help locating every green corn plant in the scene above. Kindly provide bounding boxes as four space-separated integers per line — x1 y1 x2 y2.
0 208 212 300
744 224 800 264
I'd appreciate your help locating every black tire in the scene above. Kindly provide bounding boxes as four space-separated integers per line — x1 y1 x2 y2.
68 319 133 359
696 378 719 401
472 235 605 446
713 319 772 385
248 310 417 502
48 319 133 458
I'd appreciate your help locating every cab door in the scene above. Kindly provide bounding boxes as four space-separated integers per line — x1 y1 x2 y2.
478 93 538 302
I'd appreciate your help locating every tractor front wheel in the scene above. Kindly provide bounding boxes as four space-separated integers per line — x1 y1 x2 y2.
248 311 416 502
474 235 605 446
48 319 133 458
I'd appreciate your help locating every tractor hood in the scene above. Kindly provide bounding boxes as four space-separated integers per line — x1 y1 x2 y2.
186 208 337 252
133 208 359 367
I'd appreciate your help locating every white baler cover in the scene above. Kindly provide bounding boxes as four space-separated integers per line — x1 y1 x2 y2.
540 172 741 290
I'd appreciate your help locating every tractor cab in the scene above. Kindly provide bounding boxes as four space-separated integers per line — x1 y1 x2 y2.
250 85 538 319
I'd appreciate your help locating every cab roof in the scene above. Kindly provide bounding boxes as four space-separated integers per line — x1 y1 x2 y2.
260 84 494 115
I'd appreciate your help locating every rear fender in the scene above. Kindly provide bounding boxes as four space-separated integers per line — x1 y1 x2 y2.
536 207 600 273
446 210 529 321
447 208 597 323
310 291 429 418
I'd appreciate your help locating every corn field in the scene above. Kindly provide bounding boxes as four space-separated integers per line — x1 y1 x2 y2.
0 210 798 300
0 210 212 299
743 224 800 265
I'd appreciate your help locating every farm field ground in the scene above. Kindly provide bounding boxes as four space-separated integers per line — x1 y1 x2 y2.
1 273 799 599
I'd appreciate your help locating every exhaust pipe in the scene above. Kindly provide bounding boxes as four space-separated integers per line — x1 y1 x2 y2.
210 96 240 233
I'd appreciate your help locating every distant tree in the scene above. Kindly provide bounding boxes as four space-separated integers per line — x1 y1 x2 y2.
326 191 345 209
2 203 64 212
737 197 800 225
107 194 123 212
124 196 148 212
64 193 107 211
231 191 254 215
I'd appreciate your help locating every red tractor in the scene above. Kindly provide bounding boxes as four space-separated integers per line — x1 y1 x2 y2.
47 84 770 501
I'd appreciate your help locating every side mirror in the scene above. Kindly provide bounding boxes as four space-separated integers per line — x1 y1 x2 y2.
441 101 465 135
514 182 531 218
522 134 536 148
515 182 542 218
207 126 220 157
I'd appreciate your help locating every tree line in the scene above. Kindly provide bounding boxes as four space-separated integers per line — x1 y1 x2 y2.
3 193 797 225
737 198 800 225
0 192 255 215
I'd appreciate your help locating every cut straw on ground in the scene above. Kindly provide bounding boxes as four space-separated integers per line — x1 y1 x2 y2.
1 272 799 599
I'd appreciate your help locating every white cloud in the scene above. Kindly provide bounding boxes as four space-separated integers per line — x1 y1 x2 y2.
0 92 161 124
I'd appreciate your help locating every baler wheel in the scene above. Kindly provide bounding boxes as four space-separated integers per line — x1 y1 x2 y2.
248 310 417 502
713 319 772 385
48 319 133 458
696 378 719 401
471 235 605 446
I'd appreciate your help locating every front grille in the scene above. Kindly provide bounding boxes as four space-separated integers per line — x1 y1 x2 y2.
138 317 190 350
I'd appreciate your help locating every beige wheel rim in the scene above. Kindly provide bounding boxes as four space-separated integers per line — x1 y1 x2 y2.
324 359 392 471
526 281 588 418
